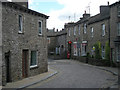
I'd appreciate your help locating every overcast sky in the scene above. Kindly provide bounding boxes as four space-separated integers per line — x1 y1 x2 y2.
29 0 118 30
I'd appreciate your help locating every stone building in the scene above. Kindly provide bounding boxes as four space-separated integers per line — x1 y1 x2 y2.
87 6 110 59
1 0 49 85
65 13 91 59
47 29 67 59
110 1 120 64
64 1 120 65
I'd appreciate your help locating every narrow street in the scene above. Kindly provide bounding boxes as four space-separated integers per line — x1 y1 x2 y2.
27 59 118 88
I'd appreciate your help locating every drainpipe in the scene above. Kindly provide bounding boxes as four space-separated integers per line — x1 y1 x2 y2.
108 18 111 66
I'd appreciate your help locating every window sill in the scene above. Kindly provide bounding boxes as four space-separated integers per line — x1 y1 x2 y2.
74 54 78 56
18 31 24 34
30 65 38 69
38 34 44 37
118 15 120 18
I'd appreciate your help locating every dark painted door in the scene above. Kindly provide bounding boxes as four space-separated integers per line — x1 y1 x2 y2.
22 50 28 78
5 51 11 82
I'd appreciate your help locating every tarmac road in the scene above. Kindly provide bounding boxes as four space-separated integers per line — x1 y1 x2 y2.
27 59 118 88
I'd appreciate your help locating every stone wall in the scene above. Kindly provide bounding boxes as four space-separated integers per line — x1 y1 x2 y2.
0 1 2 86
110 2 120 64
47 29 67 59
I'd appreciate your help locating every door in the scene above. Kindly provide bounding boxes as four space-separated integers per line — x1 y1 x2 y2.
68 42 72 58
22 50 28 78
5 51 11 82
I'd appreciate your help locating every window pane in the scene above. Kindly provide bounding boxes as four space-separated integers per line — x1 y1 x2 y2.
19 15 22 32
31 51 37 66
102 46 105 59
39 21 42 34
69 28 70 36
74 27 76 35
79 25 80 35
91 27 94 37
84 24 87 34
102 24 105 36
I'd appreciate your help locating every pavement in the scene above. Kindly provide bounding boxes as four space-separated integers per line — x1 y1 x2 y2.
2 59 119 89
2 67 58 89
82 63 119 89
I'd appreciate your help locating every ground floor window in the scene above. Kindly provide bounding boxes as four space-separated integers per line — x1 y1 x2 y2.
56 47 60 55
116 45 120 62
56 47 58 55
91 46 95 57
30 51 37 67
81 43 87 56
73 42 78 56
102 46 105 59
111 48 115 62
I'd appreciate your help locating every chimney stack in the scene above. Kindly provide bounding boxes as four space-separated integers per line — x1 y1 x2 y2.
12 0 28 8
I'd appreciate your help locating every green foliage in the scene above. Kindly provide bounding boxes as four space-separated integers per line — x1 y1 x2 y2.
94 41 102 59
105 41 110 60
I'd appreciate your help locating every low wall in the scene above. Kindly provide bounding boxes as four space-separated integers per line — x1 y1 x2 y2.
73 56 111 67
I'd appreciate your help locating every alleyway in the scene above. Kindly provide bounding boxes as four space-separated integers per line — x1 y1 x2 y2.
27 59 118 88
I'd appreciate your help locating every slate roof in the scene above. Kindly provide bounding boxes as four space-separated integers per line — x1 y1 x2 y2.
88 13 110 25
110 1 120 7
1 1 49 19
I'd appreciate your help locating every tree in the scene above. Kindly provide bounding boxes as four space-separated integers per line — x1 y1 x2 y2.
94 41 101 59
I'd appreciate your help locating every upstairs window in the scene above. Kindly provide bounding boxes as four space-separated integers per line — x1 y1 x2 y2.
102 24 105 36
84 23 87 34
68 28 71 36
118 6 120 17
78 25 80 35
18 15 23 33
38 20 42 35
74 26 76 35
118 22 120 36
91 27 94 37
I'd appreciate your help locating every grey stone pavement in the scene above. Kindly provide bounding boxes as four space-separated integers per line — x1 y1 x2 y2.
2 59 120 89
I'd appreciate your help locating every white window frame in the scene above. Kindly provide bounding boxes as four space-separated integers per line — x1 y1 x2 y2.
38 20 42 35
74 26 76 36
118 6 120 17
78 25 80 35
84 23 87 34
18 15 23 33
118 22 120 36
30 51 38 68
102 24 105 36
91 27 94 37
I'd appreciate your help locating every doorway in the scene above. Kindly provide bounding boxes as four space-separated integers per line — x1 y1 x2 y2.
22 50 29 78
5 51 11 82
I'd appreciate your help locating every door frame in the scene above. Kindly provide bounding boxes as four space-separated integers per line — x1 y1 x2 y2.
22 50 29 78
5 51 11 82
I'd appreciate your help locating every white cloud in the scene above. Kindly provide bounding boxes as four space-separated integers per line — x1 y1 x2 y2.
47 0 118 30
29 0 119 30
